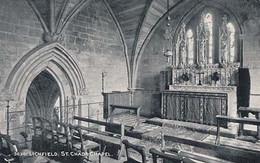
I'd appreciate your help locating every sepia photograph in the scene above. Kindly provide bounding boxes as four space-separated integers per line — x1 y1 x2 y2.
0 0 260 162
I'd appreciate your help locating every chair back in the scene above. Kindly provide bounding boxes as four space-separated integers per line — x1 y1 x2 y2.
0 133 20 162
42 118 55 142
68 124 84 151
149 148 183 163
54 121 69 144
122 139 146 163
32 117 43 136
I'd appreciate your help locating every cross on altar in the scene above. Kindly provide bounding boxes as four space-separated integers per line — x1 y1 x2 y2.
196 69 205 85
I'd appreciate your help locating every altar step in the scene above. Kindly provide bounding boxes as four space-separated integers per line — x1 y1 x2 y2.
146 117 237 139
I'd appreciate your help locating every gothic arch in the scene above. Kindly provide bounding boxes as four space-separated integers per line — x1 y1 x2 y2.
4 42 86 103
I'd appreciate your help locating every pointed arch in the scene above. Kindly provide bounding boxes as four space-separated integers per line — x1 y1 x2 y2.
4 42 86 102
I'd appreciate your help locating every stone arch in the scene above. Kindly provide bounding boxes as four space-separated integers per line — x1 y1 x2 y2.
4 42 86 104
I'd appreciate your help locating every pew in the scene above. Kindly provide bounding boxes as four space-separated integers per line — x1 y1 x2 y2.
109 104 141 127
215 115 260 145
68 124 100 163
122 139 147 163
159 131 228 163
238 107 260 138
164 134 260 163
73 116 129 160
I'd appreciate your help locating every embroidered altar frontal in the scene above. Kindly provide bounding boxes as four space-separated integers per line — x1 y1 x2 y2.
162 90 228 126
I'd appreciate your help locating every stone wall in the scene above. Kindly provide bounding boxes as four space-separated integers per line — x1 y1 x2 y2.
0 0 44 136
0 0 128 139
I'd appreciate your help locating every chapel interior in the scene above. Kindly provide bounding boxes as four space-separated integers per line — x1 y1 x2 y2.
0 0 260 162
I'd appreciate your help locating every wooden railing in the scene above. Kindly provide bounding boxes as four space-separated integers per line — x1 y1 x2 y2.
215 115 260 145
164 134 260 163
238 107 260 138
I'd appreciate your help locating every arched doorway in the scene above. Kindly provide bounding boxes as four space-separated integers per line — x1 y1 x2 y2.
25 70 61 125
4 43 86 140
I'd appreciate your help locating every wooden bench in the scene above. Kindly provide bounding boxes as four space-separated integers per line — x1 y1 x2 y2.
122 139 147 163
73 116 128 160
215 115 260 145
238 107 260 138
109 104 141 127
164 134 260 163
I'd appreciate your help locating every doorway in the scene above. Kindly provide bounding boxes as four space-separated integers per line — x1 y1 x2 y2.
25 70 61 125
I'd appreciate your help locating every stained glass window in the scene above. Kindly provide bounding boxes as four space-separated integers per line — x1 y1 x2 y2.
186 29 194 65
203 13 213 64
227 23 235 63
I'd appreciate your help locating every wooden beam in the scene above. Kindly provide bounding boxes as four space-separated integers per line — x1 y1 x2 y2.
216 115 260 126
74 116 122 128
110 104 141 110
164 135 260 161
149 148 183 163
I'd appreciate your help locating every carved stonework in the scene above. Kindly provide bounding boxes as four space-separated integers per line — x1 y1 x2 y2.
43 32 64 43
171 62 239 86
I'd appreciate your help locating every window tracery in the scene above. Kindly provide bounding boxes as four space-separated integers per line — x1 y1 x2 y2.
186 29 194 65
174 11 238 67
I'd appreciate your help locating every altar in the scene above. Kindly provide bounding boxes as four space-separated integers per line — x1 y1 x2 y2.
159 15 242 127
161 85 237 126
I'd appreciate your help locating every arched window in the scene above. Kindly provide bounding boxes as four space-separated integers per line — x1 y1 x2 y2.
186 29 194 65
203 13 213 64
174 11 238 67
227 23 235 63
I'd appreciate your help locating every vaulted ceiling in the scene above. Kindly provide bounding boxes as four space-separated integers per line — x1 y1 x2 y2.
26 0 260 88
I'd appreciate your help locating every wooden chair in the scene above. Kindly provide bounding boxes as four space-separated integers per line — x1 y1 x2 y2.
0 133 20 163
42 118 56 151
54 121 70 150
68 124 100 163
31 117 44 151
149 148 184 163
122 139 146 163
